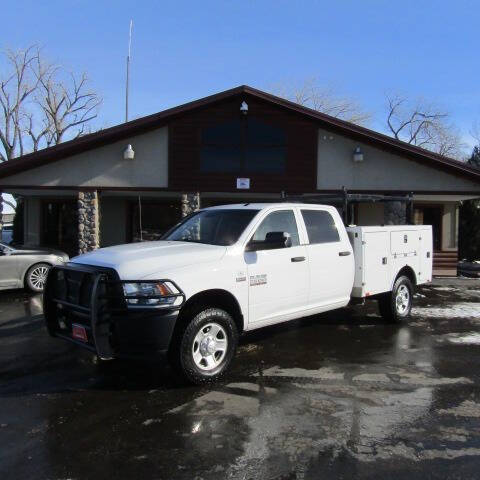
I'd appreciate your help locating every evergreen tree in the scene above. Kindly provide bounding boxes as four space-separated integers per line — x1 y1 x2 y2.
459 199 480 261
468 145 480 169
459 146 480 261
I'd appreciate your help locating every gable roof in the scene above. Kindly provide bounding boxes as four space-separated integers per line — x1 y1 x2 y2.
0 84 479 182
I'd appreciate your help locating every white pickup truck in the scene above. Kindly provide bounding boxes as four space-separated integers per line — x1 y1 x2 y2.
44 203 432 383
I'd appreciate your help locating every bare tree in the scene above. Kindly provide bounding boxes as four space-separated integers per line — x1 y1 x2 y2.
0 45 101 212
0 45 41 162
469 121 480 147
36 65 101 145
385 94 465 159
272 78 371 125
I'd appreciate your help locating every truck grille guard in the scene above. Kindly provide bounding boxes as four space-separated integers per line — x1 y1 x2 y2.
44 264 184 359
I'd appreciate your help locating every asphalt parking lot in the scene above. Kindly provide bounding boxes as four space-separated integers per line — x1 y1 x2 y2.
1 279 480 480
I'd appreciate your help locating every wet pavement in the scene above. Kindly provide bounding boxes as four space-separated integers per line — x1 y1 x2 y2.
1 279 480 480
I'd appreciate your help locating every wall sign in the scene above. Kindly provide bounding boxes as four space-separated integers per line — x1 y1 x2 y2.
236 178 250 189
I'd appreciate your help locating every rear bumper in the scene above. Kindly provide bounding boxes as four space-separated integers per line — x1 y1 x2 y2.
44 264 181 360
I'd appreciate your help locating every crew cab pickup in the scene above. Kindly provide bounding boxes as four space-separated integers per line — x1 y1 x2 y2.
44 203 432 384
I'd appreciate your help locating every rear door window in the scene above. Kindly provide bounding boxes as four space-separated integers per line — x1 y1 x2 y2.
301 209 340 244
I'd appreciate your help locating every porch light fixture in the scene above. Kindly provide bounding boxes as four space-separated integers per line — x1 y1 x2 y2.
124 144 135 160
240 101 248 115
353 146 364 162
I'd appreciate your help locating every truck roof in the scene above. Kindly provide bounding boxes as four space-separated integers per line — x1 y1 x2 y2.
204 202 335 211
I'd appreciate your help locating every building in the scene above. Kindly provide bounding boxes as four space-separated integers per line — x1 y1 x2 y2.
0 85 479 275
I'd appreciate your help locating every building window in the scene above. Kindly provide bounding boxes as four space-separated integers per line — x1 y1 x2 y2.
200 118 286 173
130 201 181 242
301 209 340 244
41 200 79 256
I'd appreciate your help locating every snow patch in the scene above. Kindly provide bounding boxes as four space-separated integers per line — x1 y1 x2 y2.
352 373 390 383
438 400 480 417
446 333 480 345
142 418 162 426
396 371 472 386
412 303 480 319
257 366 344 381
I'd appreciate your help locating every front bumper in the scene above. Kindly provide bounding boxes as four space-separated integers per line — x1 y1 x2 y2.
44 264 182 360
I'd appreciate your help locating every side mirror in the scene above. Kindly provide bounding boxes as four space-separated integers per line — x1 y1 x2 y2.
247 231 292 251
265 231 292 249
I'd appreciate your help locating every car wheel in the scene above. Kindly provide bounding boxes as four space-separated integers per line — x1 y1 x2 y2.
26 263 51 293
170 307 238 385
378 275 413 323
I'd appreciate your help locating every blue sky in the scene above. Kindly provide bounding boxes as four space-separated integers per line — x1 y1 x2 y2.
1 1 479 211
3 0 479 132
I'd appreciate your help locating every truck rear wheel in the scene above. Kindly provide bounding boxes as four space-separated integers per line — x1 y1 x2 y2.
378 276 413 323
170 307 238 385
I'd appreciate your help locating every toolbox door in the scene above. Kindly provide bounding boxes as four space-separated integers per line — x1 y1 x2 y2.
363 231 391 296
419 227 433 283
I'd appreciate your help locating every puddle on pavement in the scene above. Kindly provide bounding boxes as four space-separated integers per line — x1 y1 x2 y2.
2 282 480 479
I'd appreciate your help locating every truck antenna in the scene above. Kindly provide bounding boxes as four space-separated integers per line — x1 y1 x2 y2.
125 19 133 123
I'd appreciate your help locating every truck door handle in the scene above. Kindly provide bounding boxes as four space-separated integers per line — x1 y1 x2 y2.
339 251 351 256
291 256 305 262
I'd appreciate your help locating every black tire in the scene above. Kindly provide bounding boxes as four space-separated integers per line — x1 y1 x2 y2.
378 276 413 323
25 262 51 293
169 307 238 385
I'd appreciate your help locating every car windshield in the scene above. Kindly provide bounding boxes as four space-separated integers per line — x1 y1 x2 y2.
163 209 259 246
0 242 12 252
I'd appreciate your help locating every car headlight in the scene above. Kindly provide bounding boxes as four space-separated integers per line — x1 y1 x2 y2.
122 281 183 307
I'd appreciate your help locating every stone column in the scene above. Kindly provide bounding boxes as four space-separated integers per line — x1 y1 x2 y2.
181 192 200 217
384 201 406 225
78 190 100 254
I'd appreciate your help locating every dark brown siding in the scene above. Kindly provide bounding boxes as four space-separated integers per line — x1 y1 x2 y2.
168 93 318 193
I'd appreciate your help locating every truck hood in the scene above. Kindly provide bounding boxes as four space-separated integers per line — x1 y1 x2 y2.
71 241 227 279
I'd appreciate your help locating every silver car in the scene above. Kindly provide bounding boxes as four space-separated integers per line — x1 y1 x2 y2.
0 242 69 292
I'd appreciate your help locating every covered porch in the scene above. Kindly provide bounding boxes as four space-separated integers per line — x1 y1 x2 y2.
3 187 473 277
7 189 285 257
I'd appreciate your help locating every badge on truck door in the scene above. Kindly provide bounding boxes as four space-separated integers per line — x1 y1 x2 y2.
236 271 247 282
250 274 267 286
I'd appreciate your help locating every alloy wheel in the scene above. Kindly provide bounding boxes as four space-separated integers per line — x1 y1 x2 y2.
192 322 228 371
29 265 49 291
395 284 410 314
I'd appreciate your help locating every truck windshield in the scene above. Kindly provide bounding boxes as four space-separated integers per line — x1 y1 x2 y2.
163 209 259 246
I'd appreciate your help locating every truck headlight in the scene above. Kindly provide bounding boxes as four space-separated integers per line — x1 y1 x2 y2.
122 281 183 307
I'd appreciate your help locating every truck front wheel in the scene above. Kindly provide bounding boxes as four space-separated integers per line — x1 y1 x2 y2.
170 307 238 384
378 276 413 323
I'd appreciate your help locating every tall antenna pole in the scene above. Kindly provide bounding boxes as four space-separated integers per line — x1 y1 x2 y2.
125 19 133 123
